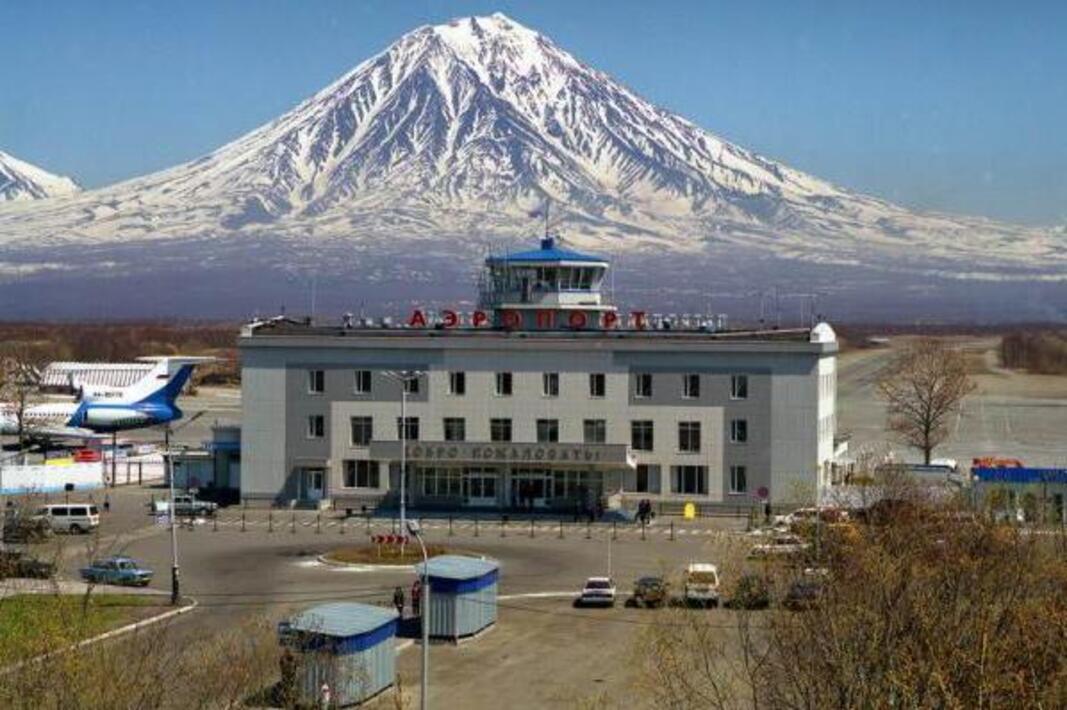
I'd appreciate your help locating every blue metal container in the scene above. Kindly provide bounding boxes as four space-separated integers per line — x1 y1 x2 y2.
415 555 499 641
280 602 398 706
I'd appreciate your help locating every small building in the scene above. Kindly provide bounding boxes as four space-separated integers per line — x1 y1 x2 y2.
416 555 499 641
171 425 241 500
279 602 399 707
972 467 1067 524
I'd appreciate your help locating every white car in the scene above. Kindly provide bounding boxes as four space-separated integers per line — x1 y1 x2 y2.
576 577 616 607
749 534 810 559
683 563 721 607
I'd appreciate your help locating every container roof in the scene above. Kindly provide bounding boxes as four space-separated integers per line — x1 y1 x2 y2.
486 237 606 265
287 602 398 638
415 554 499 580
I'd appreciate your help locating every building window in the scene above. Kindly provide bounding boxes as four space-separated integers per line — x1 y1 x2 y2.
308 370 325 394
421 467 463 497
672 465 707 495
536 419 559 443
542 372 559 397
631 420 654 451
495 371 513 396
350 416 372 446
730 419 748 444
634 373 653 399
353 370 371 394
449 371 466 396
683 373 700 399
443 417 466 442
589 373 606 398
307 415 325 439
397 416 419 441
729 465 748 494
583 419 606 444
731 374 749 400
636 464 651 493
490 418 512 443
403 376 420 395
678 421 701 453
343 460 379 488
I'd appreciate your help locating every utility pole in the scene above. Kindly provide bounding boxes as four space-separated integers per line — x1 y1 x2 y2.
408 520 430 710
400 381 407 555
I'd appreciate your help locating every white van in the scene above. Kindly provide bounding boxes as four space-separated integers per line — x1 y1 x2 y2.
34 504 100 534
683 563 721 607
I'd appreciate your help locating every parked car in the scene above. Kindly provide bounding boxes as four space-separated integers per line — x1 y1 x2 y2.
0 550 56 580
2 509 53 543
683 563 721 607
576 577 617 607
749 534 810 559
80 556 154 587
151 495 218 517
630 576 669 608
725 573 772 610
34 504 100 534
783 578 826 610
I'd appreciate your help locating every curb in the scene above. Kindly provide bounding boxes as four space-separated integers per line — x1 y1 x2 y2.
315 554 415 572
3 597 199 674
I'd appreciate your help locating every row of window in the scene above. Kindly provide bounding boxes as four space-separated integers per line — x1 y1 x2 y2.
325 415 750 449
339 459 747 494
308 369 750 400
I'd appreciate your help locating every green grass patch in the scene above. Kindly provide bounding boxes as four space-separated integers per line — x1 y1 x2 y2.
0 594 164 662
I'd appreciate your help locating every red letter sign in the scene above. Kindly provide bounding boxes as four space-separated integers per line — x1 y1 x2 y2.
631 311 647 329
502 310 522 329
535 310 555 329
568 311 588 329
472 310 488 327
602 311 618 329
408 309 427 328
442 310 459 328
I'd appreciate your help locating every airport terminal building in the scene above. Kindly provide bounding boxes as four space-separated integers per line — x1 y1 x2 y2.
238 238 839 510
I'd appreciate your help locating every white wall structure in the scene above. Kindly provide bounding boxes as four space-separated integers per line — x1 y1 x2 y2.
0 462 104 495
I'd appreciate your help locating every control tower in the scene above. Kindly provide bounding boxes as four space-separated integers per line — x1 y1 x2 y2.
478 237 617 329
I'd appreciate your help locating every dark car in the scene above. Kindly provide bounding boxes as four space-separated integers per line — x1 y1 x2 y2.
783 579 826 611
0 550 56 580
630 576 669 608
726 573 772 610
80 556 154 587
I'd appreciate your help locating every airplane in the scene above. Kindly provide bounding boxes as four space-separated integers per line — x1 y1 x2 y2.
0 356 214 439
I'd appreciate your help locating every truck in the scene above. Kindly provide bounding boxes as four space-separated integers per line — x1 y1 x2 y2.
151 494 218 517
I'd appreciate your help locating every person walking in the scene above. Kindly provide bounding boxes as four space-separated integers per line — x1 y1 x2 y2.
103 493 111 514
411 578 422 617
393 586 405 619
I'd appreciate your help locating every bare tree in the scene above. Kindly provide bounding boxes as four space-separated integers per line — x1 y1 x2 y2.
0 343 52 456
876 339 975 464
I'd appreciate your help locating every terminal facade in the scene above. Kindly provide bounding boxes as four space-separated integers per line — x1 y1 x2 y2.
238 238 839 510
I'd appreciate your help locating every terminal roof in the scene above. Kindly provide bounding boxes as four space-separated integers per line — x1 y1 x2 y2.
486 237 606 264
287 602 398 638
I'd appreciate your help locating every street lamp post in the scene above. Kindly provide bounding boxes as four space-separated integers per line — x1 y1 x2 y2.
166 439 180 605
407 520 430 710
385 370 421 554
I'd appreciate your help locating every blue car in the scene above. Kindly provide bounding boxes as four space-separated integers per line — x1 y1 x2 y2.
80 556 154 587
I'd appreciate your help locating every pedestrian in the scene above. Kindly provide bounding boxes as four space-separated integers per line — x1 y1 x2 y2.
278 646 298 708
412 578 422 617
393 585 405 619
103 494 111 514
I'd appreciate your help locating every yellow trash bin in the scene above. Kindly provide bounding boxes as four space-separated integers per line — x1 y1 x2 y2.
683 502 696 520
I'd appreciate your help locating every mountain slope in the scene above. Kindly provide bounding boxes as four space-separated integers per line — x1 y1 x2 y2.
0 13 1062 289
0 151 80 202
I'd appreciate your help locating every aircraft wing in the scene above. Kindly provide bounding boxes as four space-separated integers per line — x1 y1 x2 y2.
24 425 102 440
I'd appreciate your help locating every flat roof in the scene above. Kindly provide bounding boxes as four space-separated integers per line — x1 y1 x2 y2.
415 554 499 581
287 602 398 638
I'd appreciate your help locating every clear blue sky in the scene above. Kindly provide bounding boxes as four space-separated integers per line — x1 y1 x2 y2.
2 1 1065 225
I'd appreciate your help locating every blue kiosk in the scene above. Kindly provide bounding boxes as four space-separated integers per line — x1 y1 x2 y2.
416 555 499 641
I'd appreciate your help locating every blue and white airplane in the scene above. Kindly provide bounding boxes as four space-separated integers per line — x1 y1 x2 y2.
0 356 213 438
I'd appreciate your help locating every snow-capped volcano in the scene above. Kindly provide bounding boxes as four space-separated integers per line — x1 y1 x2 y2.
0 150 80 202
0 13 1064 320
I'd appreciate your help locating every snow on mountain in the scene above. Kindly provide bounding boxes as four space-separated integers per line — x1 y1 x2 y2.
0 151 80 202
0 13 1062 285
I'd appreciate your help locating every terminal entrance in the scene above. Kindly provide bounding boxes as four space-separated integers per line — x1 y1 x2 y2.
464 468 498 507
511 469 551 508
